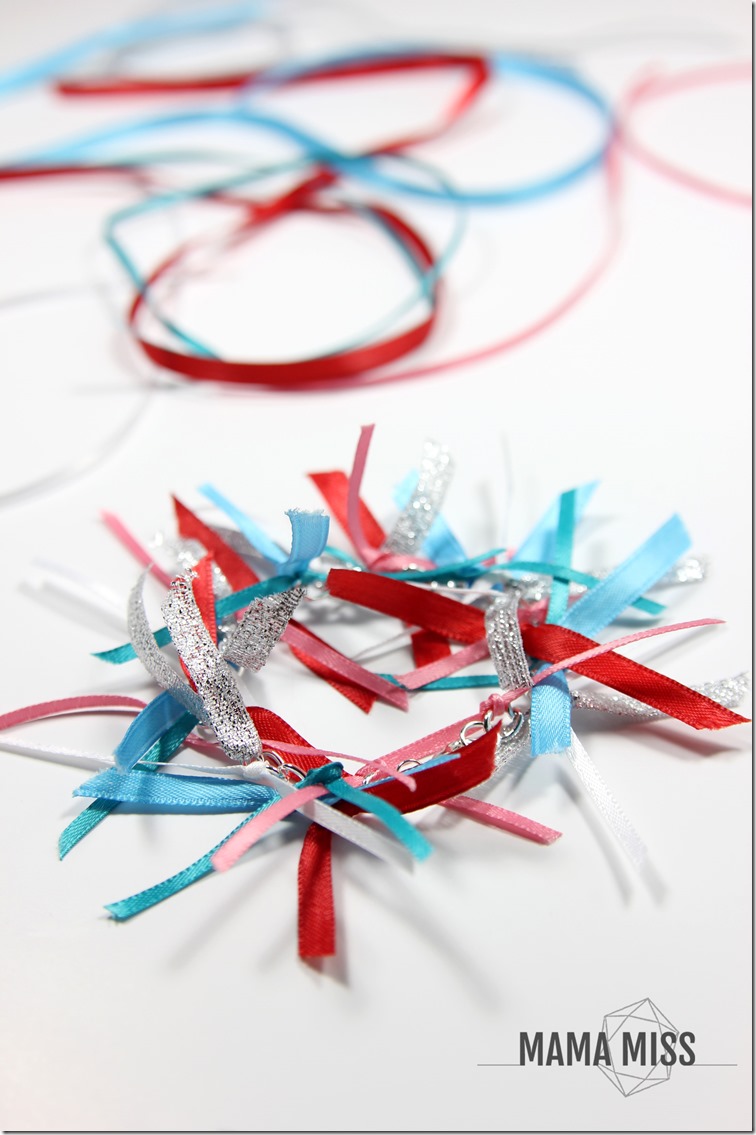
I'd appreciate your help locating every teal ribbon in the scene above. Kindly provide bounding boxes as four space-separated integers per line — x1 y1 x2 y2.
383 556 665 615
379 673 499 690
104 757 441 921
301 763 432 861
105 797 277 921
513 482 598 564
100 147 463 362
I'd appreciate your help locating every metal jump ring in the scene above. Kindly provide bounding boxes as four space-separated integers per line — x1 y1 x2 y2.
261 749 305 782
459 718 486 745
279 762 306 782
262 748 284 769
498 707 525 741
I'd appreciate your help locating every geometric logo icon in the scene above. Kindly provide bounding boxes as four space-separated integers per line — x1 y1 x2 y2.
599 998 678 1097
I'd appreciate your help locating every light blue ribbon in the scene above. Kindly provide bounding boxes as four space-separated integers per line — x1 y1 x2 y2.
59 712 196 858
530 513 691 755
19 50 610 209
76 767 278 814
563 515 690 638
280 510 329 576
237 47 614 206
114 690 188 772
198 483 287 565
198 486 329 575
531 488 580 755
0 2 267 97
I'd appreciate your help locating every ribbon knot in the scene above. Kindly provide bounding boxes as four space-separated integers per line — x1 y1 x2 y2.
301 761 346 788
479 692 510 718
300 760 433 862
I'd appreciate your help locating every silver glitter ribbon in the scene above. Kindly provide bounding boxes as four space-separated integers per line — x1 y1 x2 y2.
162 574 263 764
520 553 710 608
222 586 304 671
571 671 750 719
127 572 205 719
503 574 552 603
212 525 270 573
152 533 233 599
593 553 709 588
484 593 532 694
383 440 453 556
657 554 708 586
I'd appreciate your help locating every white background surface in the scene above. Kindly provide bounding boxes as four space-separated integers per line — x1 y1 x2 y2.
0 1 751 1131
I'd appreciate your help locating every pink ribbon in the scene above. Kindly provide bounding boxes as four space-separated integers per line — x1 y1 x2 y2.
0 694 146 731
212 783 328 872
442 794 561 844
283 622 409 710
100 511 173 588
396 638 491 689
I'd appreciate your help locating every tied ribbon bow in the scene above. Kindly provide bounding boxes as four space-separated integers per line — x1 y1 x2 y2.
300 762 433 863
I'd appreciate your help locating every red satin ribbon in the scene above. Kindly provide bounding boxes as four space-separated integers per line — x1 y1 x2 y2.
360 728 497 813
327 568 486 644
174 495 259 589
298 823 335 958
249 703 498 958
521 624 749 730
4 56 492 390
191 554 219 645
297 730 497 960
411 629 453 668
128 177 440 387
53 53 491 160
0 163 150 184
